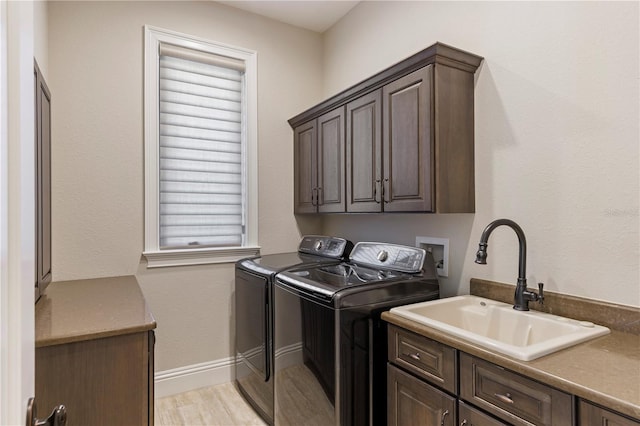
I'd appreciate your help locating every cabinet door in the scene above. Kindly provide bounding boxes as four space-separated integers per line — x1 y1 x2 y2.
388 364 456 426
35 331 153 425
460 353 573 426
293 120 317 213
459 401 507 426
34 60 52 301
579 400 640 426
346 90 382 212
317 108 345 213
382 66 433 212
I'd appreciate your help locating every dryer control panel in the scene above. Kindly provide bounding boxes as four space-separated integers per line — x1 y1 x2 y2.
298 235 352 259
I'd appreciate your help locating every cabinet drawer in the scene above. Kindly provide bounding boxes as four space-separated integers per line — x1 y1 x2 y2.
579 400 640 425
388 324 457 394
460 353 573 426
388 364 456 426
458 400 507 426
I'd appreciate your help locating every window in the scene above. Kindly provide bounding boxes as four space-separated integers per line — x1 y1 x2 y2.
143 26 259 267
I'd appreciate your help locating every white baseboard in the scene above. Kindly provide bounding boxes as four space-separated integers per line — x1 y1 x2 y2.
154 343 303 399
155 357 235 398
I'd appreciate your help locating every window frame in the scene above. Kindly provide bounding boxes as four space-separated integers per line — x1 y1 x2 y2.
143 25 259 268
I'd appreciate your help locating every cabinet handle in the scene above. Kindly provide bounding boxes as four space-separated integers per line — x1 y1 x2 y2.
407 352 421 361
460 421 468 426
382 178 389 203
311 188 317 206
440 409 449 426
374 179 381 203
494 392 514 404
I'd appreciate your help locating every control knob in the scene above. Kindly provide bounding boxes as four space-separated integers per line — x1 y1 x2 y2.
377 250 389 262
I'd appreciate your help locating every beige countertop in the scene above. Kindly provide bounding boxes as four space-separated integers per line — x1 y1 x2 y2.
382 279 640 420
35 275 156 347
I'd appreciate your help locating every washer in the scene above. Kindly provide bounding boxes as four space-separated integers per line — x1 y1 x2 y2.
273 242 440 426
234 235 352 425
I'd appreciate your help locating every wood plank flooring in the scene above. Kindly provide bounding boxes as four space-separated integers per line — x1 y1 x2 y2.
155 382 267 426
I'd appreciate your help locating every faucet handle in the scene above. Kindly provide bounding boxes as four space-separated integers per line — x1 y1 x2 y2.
537 282 545 304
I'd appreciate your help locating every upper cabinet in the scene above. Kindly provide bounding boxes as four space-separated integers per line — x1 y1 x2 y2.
35 60 52 301
290 42 482 214
294 107 346 213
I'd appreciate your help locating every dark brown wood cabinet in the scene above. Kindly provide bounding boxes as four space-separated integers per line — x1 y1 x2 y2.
346 89 382 212
36 331 155 426
387 322 457 394
381 66 433 212
388 364 456 426
388 325 571 426
35 276 156 426
579 401 640 426
294 120 316 213
459 353 573 426
291 42 482 214
458 400 507 426
387 323 640 426
293 108 346 213
34 60 52 301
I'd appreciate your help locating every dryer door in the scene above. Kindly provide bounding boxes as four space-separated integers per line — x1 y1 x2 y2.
235 268 270 380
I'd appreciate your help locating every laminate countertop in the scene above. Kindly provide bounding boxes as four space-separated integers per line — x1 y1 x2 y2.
382 279 640 420
35 275 156 348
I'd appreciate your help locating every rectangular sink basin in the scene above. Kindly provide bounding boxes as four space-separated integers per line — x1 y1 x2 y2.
390 295 610 361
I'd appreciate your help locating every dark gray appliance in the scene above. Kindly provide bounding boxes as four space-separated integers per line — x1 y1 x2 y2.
234 236 352 425
273 242 440 426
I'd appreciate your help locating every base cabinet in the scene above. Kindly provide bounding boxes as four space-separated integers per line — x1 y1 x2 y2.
388 364 456 426
387 324 640 426
579 401 640 426
459 352 572 426
387 324 639 426
36 330 155 426
459 400 507 426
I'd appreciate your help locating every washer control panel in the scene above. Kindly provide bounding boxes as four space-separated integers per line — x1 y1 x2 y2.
350 242 426 273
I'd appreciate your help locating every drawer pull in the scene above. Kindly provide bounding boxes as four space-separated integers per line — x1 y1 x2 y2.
460 420 468 426
406 352 421 361
494 392 514 404
440 409 449 426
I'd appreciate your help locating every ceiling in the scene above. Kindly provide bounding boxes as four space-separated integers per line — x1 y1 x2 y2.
217 1 360 33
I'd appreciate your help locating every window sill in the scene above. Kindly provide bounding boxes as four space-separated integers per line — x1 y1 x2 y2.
143 246 261 268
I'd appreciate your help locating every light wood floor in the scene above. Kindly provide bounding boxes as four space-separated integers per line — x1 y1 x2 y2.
155 382 267 426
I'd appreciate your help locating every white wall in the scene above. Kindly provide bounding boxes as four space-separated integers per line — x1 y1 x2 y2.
322 2 639 306
48 1 323 371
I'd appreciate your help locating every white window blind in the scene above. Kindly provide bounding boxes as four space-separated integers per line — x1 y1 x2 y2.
159 44 245 249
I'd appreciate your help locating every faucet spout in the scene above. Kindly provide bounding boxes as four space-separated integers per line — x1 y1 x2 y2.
475 219 542 311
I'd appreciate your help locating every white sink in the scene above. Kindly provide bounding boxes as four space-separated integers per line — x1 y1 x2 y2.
390 295 610 361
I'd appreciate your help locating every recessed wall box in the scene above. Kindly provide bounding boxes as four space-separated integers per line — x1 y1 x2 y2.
416 236 449 277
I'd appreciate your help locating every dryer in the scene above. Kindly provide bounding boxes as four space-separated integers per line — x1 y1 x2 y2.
234 235 352 425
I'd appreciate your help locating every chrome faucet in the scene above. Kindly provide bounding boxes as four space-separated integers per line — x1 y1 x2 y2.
475 219 544 311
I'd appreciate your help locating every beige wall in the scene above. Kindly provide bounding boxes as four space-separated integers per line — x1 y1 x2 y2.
48 1 323 371
321 2 639 306
48 0 639 374
34 1 48 78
